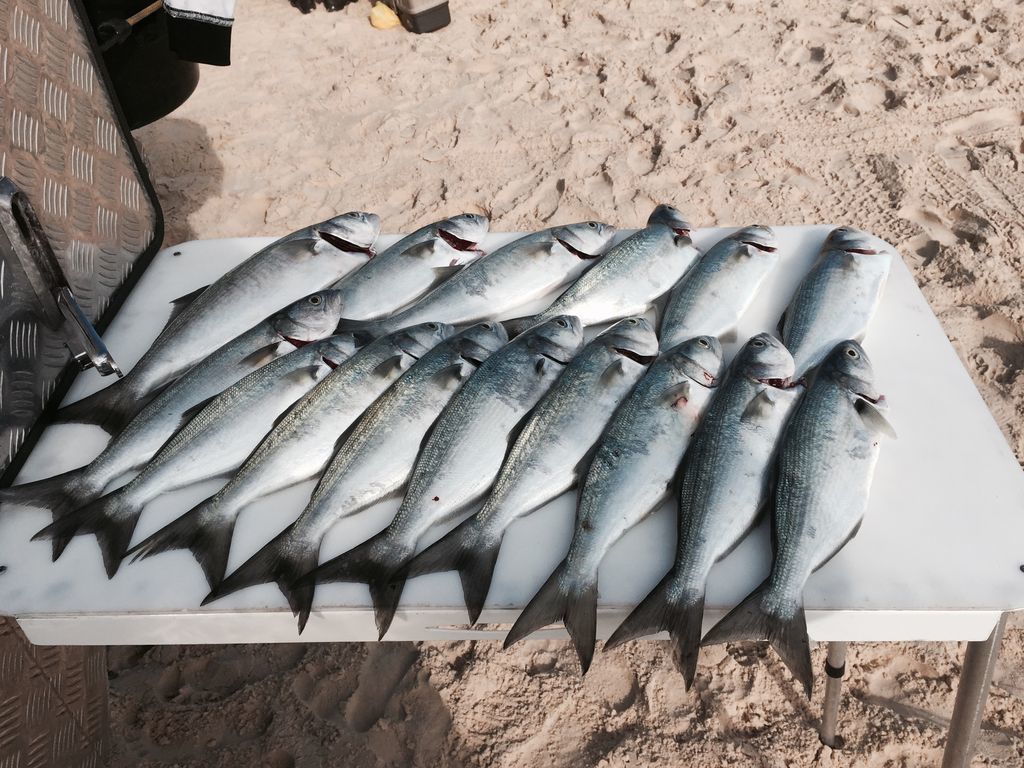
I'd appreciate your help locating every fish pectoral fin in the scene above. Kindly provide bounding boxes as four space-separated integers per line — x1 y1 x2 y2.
740 389 777 423
719 327 739 344
430 265 464 282
283 364 325 388
776 310 787 337
660 380 691 409
599 358 628 386
855 398 897 439
371 354 411 378
176 395 218 429
164 284 210 329
432 361 473 385
239 342 287 369
535 356 551 375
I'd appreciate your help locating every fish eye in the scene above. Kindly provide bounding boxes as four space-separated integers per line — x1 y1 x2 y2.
846 347 859 358
751 339 765 348
556 319 569 328
308 295 322 305
698 338 711 349
587 222 597 228
427 322 439 330
628 318 639 325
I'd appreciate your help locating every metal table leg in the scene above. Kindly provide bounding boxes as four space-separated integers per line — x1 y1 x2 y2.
819 641 848 747
941 613 1007 768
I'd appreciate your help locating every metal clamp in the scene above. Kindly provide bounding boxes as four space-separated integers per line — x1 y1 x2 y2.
0 178 123 377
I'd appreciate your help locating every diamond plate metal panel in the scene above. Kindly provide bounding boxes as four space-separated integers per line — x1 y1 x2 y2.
0 618 108 768
0 0 161 479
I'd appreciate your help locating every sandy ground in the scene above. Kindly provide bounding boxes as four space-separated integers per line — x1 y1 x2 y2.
117 0 1024 764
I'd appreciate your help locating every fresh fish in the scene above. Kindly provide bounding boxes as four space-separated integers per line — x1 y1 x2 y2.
122 322 453 588
33 335 362 577
295 316 586 638
701 340 895 696
781 227 892 376
333 214 489 320
337 222 615 336
405 316 660 624
0 292 346 540
605 333 800 687
506 206 695 331
504 335 724 673
659 225 779 350
57 212 381 433
201 322 509 629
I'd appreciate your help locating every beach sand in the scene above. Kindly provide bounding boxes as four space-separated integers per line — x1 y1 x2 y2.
116 0 1024 764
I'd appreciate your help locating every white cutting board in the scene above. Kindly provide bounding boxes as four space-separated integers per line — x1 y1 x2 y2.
2 226 1023 645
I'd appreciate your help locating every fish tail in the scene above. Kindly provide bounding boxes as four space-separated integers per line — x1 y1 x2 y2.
293 530 411 639
55 380 142 434
32 488 142 578
127 497 235 590
604 573 705 689
500 316 538 338
0 468 104 560
701 580 813 698
503 561 598 674
203 522 322 634
403 515 502 625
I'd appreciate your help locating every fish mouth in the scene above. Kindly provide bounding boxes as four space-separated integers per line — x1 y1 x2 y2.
844 247 882 255
281 335 312 348
672 227 690 236
743 240 778 253
615 347 657 365
318 229 376 257
556 238 601 260
438 228 483 254
701 371 717 385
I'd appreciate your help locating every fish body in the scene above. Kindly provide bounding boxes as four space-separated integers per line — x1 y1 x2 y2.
781 227 892 376
125 322 454 588
0 292 347 529
519 206 696 328
659 225 779 350
504 336 724 672
333 214 489 320
201 322 510 627
606 333 799 686
57 212 380 431
340 222 615 335
32 335 361 577
701 340 895 696
405 316 660 623
296 316 586 637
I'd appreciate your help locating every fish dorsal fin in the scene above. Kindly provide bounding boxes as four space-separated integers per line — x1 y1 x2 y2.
239 341 286 369
741 388 777 423
165 285 209 330
372 354 412 379
600 358 628 386
661 380 691 409
855 398 897 439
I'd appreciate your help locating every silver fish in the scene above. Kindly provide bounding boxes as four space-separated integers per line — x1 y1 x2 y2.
332 214 489 320
504 335 724 673
508 206 696 330
201 322 509 629
57 212 381 432
338 222 615 336
124 322 454 588
606 333 800 687
296 316 586 638
33 334 361 577
781 227 892 376
659 225 780 350
0 291 346 537
405 316 660 624
701 340 895 697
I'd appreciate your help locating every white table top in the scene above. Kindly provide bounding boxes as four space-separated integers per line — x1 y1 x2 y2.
2 226 1023 645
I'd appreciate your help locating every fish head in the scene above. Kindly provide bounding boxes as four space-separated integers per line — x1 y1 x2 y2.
736 333 795 388
392 321 456 360
524 315 585 364
312 333 362 369
665 335 723 388
314 211 382 257
646 204 692 236
451 321 509 366
823 340 885 403
599 317 659 365
272 290 346 344
731 225 778 254
824 226 892 256
436 213 489 255
550 221 617 261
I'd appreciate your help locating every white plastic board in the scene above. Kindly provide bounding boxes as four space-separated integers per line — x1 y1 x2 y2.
2 227 1023 645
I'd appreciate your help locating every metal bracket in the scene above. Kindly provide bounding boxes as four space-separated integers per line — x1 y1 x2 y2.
0 178 123 378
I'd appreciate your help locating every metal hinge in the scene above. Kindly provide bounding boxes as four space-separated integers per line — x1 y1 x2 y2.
0 177 123 377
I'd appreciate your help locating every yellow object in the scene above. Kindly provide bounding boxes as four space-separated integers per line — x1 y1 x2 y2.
370 2 401 29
